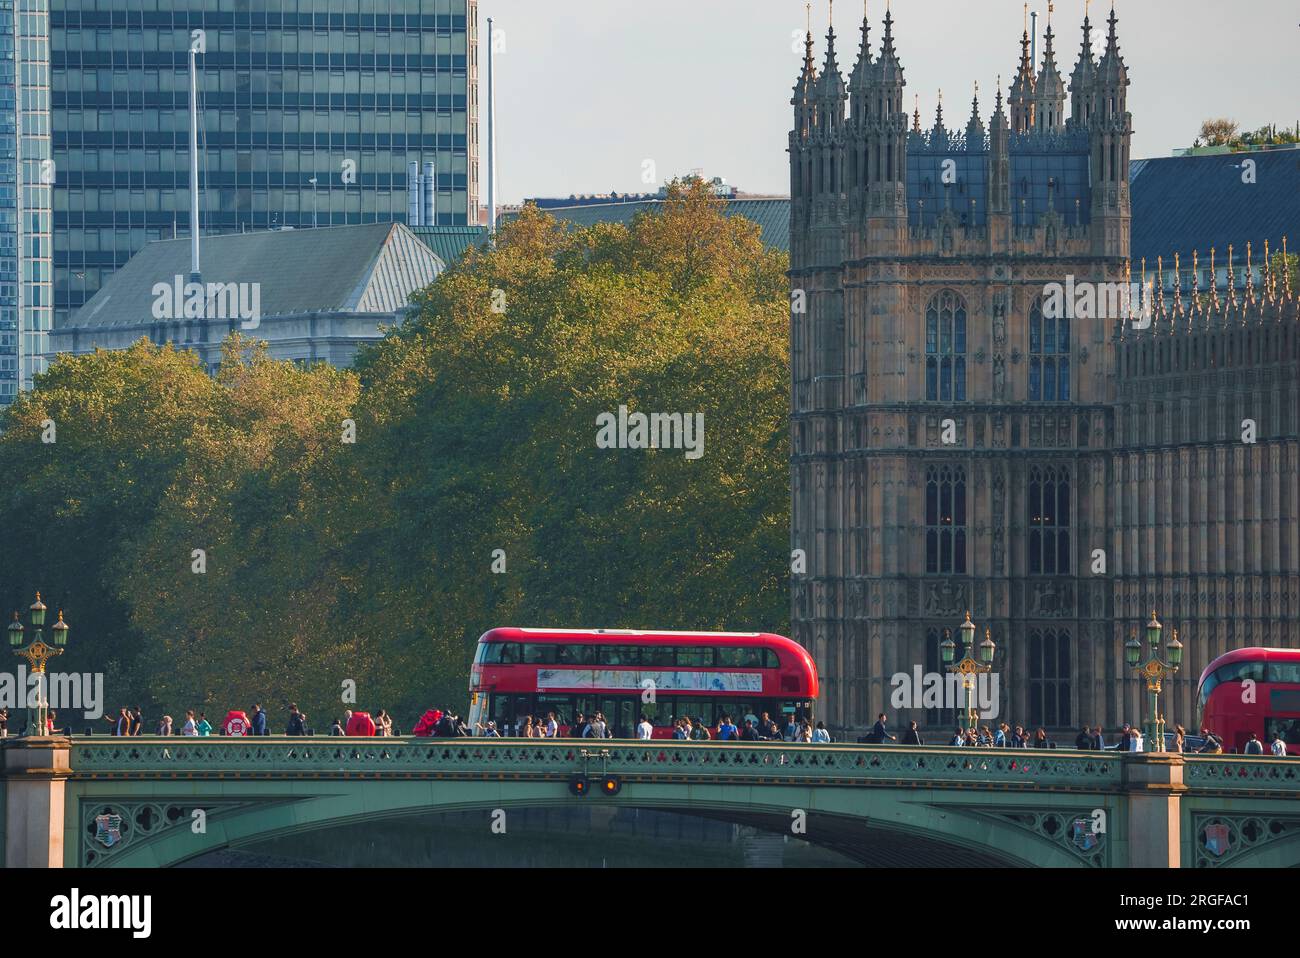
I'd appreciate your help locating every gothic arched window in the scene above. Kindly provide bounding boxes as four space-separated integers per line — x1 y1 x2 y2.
925 465 967 575
925 290 967 402
1029 297 1070 401
1028 465 1070 574
1029 628 1072 728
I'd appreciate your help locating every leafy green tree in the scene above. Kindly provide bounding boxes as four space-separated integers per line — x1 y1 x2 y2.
0 179 792 727
350 179 791 708
0 343 219 710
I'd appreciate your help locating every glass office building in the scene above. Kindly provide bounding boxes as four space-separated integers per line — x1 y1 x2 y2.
0 0 52 404
51 0 480 330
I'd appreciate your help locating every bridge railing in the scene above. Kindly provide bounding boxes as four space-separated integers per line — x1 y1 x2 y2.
1181 754 1300 793
66 737 1125 789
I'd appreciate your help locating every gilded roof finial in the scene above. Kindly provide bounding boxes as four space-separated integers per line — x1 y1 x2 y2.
1246 241 1254 302
1173 251 1182 314
1283 236 1292 298
1191 248 1200 310
1156 255 1165 316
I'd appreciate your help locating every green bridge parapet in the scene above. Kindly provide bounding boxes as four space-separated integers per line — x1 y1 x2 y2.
66 736 1126 790
5 737 1300 868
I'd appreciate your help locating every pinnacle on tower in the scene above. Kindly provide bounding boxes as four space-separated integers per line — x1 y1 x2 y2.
1069 6 1098 129
1009 5 1037 133
966 81 986 148
1035 3 1066 132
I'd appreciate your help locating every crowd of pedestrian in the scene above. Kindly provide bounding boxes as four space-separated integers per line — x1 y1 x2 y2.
20 700 1293 756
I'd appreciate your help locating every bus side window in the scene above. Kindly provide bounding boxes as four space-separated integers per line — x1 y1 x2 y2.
1267 662 1300 684
676 647 713 667
605 645 638 667
481 643 505 664
763 650 780 669
499 643 520 664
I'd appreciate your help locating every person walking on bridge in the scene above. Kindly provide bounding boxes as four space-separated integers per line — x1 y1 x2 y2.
901 720 923 746
869 713 896 744
812 720 831 744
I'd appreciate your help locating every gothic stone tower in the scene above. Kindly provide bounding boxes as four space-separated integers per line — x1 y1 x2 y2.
790 8 1134 733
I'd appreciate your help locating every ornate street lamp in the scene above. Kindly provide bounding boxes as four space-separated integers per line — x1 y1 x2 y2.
1124 610 1182 752
942 611 996 732
9 593 70 737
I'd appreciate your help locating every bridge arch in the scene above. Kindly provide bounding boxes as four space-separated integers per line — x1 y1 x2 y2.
80 779 1088 869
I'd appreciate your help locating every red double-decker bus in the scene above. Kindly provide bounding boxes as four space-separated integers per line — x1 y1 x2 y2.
466 628 819 739
1197 647 1300 754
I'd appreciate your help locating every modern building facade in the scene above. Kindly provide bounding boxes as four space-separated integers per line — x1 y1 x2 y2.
788 9 1300 734
50 0 479 338
0 0 53 404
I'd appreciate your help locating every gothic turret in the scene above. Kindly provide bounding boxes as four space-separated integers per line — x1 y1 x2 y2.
792 11 818 139
1090 4 1131 256
848 8 873 128
816 16 847 140
1034 15 1066 133
1068 11 1097 129
1008 11 1036 134
789 17 818 253
867 5 908 224
965 84 986 150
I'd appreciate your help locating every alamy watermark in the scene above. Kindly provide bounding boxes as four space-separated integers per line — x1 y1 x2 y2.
152 275 262 330
0 668 104 720
889 666 1000 720
1041 275 1154 328
596 405 704 460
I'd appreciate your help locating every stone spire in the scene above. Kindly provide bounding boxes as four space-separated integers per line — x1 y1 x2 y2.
1069 6 1097 129
1097 1 1129 90
816 3 847 136
849 2 874 125
1008 4 1036 134
792 2 819 131
1034 5 1066 132
930 89 949 151
965 82 986 149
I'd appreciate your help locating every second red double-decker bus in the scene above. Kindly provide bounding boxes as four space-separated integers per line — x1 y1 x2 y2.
466 628 818 739
1197 647 1300 754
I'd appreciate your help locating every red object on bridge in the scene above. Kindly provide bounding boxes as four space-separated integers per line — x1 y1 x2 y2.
1198 647 1300 754
222 710 251 736
467 627 818 739
346 711 377 736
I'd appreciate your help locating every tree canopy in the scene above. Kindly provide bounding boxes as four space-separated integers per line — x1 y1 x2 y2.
0 180 792 727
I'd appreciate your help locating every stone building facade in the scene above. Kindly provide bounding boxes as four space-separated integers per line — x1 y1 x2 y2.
788 8 1300 734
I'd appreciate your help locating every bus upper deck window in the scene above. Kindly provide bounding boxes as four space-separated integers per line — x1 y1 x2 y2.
499 643 521 664
480 643 506 664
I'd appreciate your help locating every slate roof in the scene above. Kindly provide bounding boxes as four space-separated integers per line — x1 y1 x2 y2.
68 222 445 330
408 225 491 265
1129 148 1300 267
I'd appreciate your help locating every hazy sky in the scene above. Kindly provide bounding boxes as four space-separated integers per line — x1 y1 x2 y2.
478 0 1298 205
